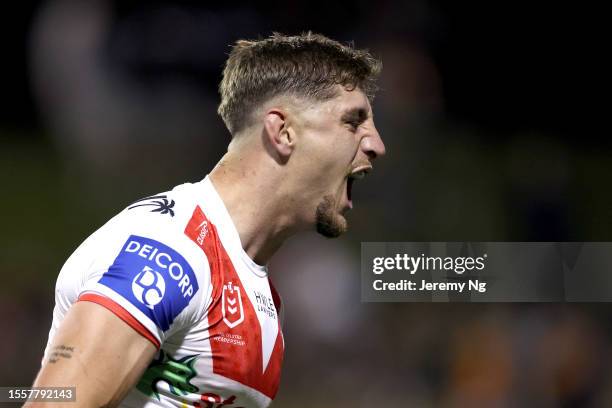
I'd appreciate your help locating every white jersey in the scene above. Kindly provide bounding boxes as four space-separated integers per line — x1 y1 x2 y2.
45 176 285 408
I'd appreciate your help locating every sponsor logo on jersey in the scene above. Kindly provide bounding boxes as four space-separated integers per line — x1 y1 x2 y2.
222 281 244 328
99 235 199 331
196 220 209 245
128 195 176 217
132 266 166 309
253 290 277 319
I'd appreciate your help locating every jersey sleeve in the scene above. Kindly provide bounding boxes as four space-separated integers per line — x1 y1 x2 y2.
77 215 210 349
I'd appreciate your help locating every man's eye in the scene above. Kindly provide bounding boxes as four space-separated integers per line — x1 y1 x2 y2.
346 121 359 130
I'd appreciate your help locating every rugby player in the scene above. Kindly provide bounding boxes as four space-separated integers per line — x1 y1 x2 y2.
28 32 385 407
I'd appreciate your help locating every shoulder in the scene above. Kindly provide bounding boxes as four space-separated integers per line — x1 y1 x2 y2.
104 182 208 259
95 181 213 302
71 182 207 276
120 182 199 230
62 181 215 344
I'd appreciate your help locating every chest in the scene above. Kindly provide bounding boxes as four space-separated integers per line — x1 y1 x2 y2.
206 268 284 398
185 206 285 402
137 263 284 408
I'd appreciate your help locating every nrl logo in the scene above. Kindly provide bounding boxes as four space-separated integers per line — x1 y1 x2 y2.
222 281 244 328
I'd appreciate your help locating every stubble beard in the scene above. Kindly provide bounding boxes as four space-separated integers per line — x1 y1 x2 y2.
315 194 347 238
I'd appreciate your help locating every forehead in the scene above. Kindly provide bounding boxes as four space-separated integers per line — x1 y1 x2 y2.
287 86 373 130
323 86 372 118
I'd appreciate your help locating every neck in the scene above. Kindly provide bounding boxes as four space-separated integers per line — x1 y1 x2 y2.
208 150 300 265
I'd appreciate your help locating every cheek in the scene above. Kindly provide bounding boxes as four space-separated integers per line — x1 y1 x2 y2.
298 131 356 185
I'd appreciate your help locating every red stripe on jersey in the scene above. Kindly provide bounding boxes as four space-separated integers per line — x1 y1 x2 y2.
185 206 284 399
78 293 161 349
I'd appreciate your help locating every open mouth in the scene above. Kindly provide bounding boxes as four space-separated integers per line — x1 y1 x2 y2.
346 167 370 209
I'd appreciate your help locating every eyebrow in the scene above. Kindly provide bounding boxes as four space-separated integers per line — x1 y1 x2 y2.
340 107 369 124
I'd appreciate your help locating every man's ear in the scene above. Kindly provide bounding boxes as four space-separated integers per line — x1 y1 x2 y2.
263 109 295 160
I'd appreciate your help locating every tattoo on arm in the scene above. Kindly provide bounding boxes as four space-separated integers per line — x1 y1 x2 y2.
48 345 75 364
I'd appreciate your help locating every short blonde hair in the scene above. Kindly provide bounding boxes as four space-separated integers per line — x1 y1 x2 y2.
218 32 381 135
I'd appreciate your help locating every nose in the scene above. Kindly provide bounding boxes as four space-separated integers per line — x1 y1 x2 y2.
361 124 386 160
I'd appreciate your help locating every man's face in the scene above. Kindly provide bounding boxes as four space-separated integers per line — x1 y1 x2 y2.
289 86 386 237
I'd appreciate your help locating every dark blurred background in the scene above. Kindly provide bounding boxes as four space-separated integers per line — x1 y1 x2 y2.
1 1 610 407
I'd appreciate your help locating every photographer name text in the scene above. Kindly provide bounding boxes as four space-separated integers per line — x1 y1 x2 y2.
373 279 487 293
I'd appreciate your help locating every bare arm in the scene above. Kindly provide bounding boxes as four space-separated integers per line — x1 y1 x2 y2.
26 301 157 408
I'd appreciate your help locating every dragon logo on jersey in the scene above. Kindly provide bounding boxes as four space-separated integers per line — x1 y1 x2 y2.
137 351 243 407
132 266 166 309
128 194 175 217
137 350 199 400
222 281 244 328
